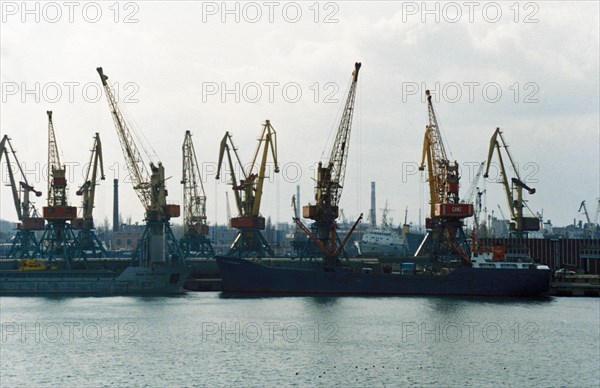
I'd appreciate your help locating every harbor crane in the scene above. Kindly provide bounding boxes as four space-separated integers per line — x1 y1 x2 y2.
216 120 279 258
0 135 45 257
578 200 597 236
72 133 107 257
484 127 539 237
181 130 214 258
297 62 363 263
416 90 473 264
97 67 183 266
579 201 591 225
37 111 78 266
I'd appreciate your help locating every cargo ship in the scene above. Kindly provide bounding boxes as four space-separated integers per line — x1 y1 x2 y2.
0 259 190 295
216 246 552 297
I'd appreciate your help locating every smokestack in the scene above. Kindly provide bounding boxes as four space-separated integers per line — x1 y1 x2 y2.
113 179 119 231
370 182 376 227
296 185 301 219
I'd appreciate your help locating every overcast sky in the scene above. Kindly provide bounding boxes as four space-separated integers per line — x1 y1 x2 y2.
1 1 599 230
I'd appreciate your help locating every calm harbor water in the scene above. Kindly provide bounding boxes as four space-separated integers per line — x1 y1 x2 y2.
1 294 598 387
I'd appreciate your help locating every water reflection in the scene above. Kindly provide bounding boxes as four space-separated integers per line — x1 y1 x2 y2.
425 295 554 312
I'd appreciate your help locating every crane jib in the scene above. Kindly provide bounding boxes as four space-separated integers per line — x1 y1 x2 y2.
97 67 179 222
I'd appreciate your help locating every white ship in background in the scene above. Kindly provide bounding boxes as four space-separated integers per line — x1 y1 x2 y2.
357 203 423 258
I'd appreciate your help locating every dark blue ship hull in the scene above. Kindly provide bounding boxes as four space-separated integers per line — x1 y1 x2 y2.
216 257 552 297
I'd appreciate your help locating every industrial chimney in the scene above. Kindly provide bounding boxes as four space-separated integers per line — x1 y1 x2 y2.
296 185 301 219
113 179 119 231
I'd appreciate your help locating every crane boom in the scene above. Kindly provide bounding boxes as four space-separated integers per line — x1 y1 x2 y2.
0 135 7 160
298 62 363 261
304 62 361 224
77 133 105 220
326 62 360 207
216 132 245 215
250 120 279 216
97 66 181 265
1 135 22 220
47 111 61 176
47 111 66 207
579 200 591 224
0 135 6 157
421 90 448 176
463 162 485 205
97 67 152 209
485 128 515 220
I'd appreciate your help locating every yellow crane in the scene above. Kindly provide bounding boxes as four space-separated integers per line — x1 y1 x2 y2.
97 67 182 266
579 201 591 226
416 90 473 264
578 200 597 237
297 62 363 263
484 127 539 237
216 120 279 257
72 133 106 256
181 130 214 257
0 135 44 257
